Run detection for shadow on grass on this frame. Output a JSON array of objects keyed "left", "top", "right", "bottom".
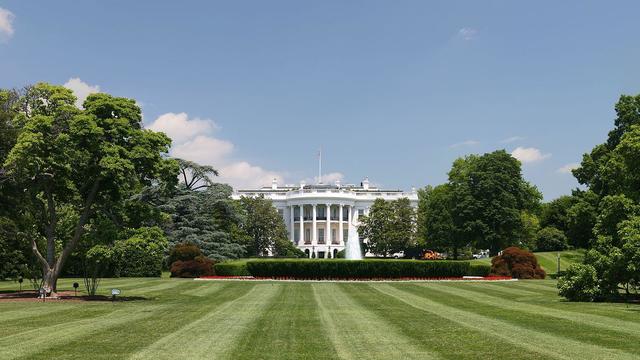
[{"left": 0, "top": 290, "right": 149, "bottom": 302}]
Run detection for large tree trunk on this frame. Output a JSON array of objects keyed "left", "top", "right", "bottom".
[{"left": 32, "top": 180, "right": 100, "bottom": 296}]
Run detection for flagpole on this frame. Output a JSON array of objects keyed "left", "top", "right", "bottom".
[{"left": 318, "top": 147, "right": 322, "bottom": 184}]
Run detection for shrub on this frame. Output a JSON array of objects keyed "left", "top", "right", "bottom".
[
  {"left": 536, "top": 227, "right": 569, "bottom": 252},
  {"left": 214, "top": 260, "right": 251, "bottom": 276},
  {"left": 490, "top": 247, "right": 545, "bottom": 279},
  {"left": 557, "top": 263, "right": 600, "bottom": 301},
  {"left": 335, "top": 249, "right": 346, "bottom": 259},
  {"left": 168, "top": 243, "right": 204, "bottom": 266},
  {"left": 171, "top": 256, "right": 214, "bottom": 278},
  {"left": 468, "top": 263, "right": 491, "bottom": 277},
  {"left": 245, "top": 259, "right": 474, "bottom": 278},
  {"left": 112, "top": 227, "right": 167, "bottom": 277}
]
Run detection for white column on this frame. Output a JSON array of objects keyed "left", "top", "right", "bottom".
[
  {"left": 339, "top": 204, "right": 344, "bottom": 246},
  {"left": 326, "top": 204, "right": 331, "bottom": 245},
  {"left": 290, "top": 206, "right": 295, "bottom": 243},
  {"left": 312, "top": 204, "right": 317, "bottom": 245},
  {"left": 347, "top": 205, "right": 352, "bottom": 244},
  {"left": 299, "top": 205, "right": 304, "bottom": 244}
]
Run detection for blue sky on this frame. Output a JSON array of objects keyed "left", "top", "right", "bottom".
[{"left": 1, "top": 1, "right": 639, "bottom": 199}]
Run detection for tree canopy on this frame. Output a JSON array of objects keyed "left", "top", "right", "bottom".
[{"left": 1, "top": 83, "right": 178, "bottom": 293}]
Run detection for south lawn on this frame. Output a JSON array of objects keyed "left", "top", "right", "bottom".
[{"left": 1, "top": 277, "right": 639, "bottom": 359}]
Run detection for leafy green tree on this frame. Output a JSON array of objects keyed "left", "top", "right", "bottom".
[
  {"left": 448, "top": 151, "right": 542, "bottom": 256},
  {"left": 535, "top": 226, "right": 569, "bottom": 252},
  {"left": 516, "top": 211, "right": 541, "bottom": 251},
  {"left": 238, "top": 195, "right": 289, "bottom": 257},
  {"left": 565, "top": 190, "right": 598, "bottom": 248},
  {"left": 560, "top": 94, "right": 640, "bottom": 301},
  {"left": 540, "top": 195, "right": 575, "bottom": 234},
  {"left": 420, "top": 184, "right": 465, "bottom": 258},
  {"left": 359, "top": 198, "right": 417, "bottom": 257},
  {"left": 2, "top": 83, "right": 177, "bottom": 294}
]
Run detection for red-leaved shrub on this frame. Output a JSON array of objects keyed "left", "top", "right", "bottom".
[
  {"left": 170, "top": 256, "right": 215, "bottom": 278},
  {"left": 490, "top": 247, "right": 545, "bottom": 279}
]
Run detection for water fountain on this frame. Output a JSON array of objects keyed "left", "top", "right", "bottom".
[{"left": 345, "top": 211, "right": 363, "bottom": 260}]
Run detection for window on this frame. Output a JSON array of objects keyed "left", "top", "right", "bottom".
[
  {"left": 358, "top": 209, "right": 364, "bottom": 216},
  {"left": 294, "top": 207, "right": 300, "bottom": 218},
  {"left": 343, "top": 229, "right": 348, "bottom": 242},
  {"left": 318, "top": 229, "right": 325, "bottom": 244},
  {"left": 332, "top": 229, "right": 337, "bottom": 244},
  {"left": 294, "top": 228, "right": 299, "bottom": 243},
  {"left": 317, "top": 206, "right": 326, "bottom": 220},
  {"left": 305, "top": 229, "right": 311, "bottom": 244}
]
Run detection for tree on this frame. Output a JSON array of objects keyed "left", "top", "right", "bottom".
[
  {"left": 164, "top": 183, "right": 247, "bottom": 260},
  {"left": 359, "top": 198, "right": 417, "bottom": 257},
  {"left": 448, "top": 151, "right": 542, "bottom": 256},
  {"left": 238, "top": 195, "right": 289, "bottom": 257},
  {"left": 2, "top": 83, "right": 177, "bottom": 295},
  {"left": 420, "top": 184, "right": 467, "bottom": 259},
  {"left": 559, "top": 94, "right": 640, "bottom": 301},
  {"left": 535, "top": 226, "right": 569, "bottom": 252},
  {"left": 176, "top": 158, "right": 218, "bottom": 191}
]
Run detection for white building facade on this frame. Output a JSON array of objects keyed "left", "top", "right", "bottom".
[{"left": 232, "top": 178, "right": 419, "bottom": 258}]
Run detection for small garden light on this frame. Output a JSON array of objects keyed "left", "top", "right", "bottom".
[{"left": 111, "top": 288, "right": 121, "bottom": 301}]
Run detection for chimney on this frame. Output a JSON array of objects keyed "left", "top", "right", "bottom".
[
  {"left": 335, "top": 179, "right": 341, "bottom": 188},
  {"left": 362, "top": 177, "right": 370, "bottom": 190},
  {"left": 271, "top": 178, "right": 278, "bottom": 190}
]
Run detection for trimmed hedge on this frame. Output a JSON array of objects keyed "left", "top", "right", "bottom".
[
  {"left": 214, "top": 261, "right": 250, "bottom": 276},
  {"left": 245, "top": 259, "right": 474, "bottom": 278},
  {"left": 468, "top": 263, "right": 491, "bottom": 277}
]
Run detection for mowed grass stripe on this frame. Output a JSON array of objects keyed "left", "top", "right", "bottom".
[
  {"left": 477, "top": 282, "right": 542, "bottom": 296},
  {"left": 373, "top": 284, "right": 638, "bottom": 360},
  {"left": 181, "top": 282, "right": 226, "bottom": 297},
  {"left": 230, "top": 283, "right": 336, "bottom": 359},
  {"left": 130, "top": 283, "right": 280, "bottom": 360},
  {"left": 312, "top": 284, "right": 437, "bottom": 360},
  {"left": 506, "top": 281, "right": 561, "bottom": 293},
  {"left": 0, "top": 304, "right": 76, "bottom": 323},
  {"left": 425, "top": 283, "right": 640, "bottom": 338},
  {"left": 443, "top": 281, "right": 640, "bottom": 323},
  {"left": 0, "top": 306, "right": 164, "bottom": 360},
  {"left": 24, "top": 282, "right": 239, "bottom": 360},
  {"left": 340, "top": 284, "right": 534, "bottom": 359}
]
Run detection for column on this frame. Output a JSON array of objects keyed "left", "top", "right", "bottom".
[
  {"left": 347, "top": 205, "right": 352, "bottom": 243},
  {"left": 299, "top": 204, "right": 304, "bottom": 244},
  {"left": 290, "top": 206, "right": 295, "bottom": 243},
  {"left": 312, "top": 204, "right": 317, "bottom": 245},
  {"left": 326, "top": 203, "right": 331, "bottom": 245},
  {"left": 339, "top": 204, "right": 344, "bottom": 246}
]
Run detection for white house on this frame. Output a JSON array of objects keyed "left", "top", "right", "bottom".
[{"left": 232, "top": 178, "right": 419, "bottom": 258}]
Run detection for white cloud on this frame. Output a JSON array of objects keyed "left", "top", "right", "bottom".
[
  {"left": 511, "top": 147, "right": 551, "bottom": 163},
  {"left": 500, "top": 136, "right": 524, "bottom": 144},
  {"left": 63, "top": 78, "right": 101, "bottom": 108},
  {"left": 147, "top": 112, "right": 217, "bottom": 144},
  {"left": 449, "top": 140, "right": 479, "bottom": 148},
  {"left": 146, "top": 112, "right": 285, "bottom": 189},
  {"left": 0, "top": 7, "right": 15, "bottom": 42},
  {"left": 458, "top": 27, "right": 478, "bottom": 41},
  {"left": 557, "top": 163, "right": 580, "bottom": 174}
]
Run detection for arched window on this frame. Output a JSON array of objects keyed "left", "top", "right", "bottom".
[
  {"left": 333, "top": 249, "right": 338, "bottom": 258},
  {"left": 304, "top": 249, "right": 310, "bottom": 258}
]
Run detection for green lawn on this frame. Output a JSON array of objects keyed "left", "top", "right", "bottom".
[
  {"left": 1, "top": 277, "right": 639, "bottom": 359},
  {"left": 471, "top": 249, "right": 585, "bottom": 276}
]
